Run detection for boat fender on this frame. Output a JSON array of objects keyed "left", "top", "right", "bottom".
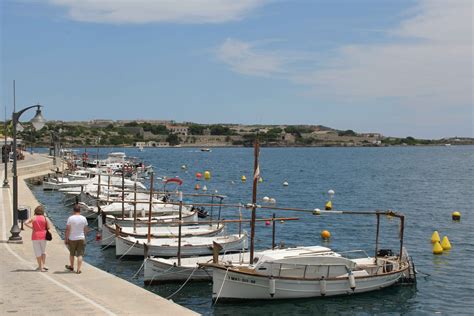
[
  {"left": 269, "top": 277, "right": 276, "bottom": 297},
  {"left": 129, "top": 210, "right": 133, "bottom": 218},
  {"left": 141, "top": 209, "right": 146, "bottom": 217},
  {"left": 320, "top": 277, "right": 327, "bottom": 296},
  {"left": 348, "top": 271, "right": 356, "bottom": 291}
]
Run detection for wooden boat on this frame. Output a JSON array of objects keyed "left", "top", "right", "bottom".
[
  {"left": 143, "top": 246, "right": 333, "bottom": 283},
  {"left": 101, "top": 222, "right": 224, "bottom": 246},
  {"left": 144, "top": 252, "right": 250, "bottom": 283},
  {"left": 200, "top": 139, "right": 416, "bottom": 301},
  {"left": 115, "top": 233, "right": 247, "bottom": 258},
  {"left": 100, "top": 212, "right": 199, "bottom": 227},
  {"left": 204, "top": 247, "right": 413, "bottom": 300}
]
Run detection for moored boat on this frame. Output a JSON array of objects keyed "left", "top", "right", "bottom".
[
  {"left": 204, "top": 247, "right": 413, "bottom": 300},
  {"left": 101, "top": 222, "right": 225, "bottom": 246},
  {"left": 115, "top": 233, "right": 247, "bottom": 258}
]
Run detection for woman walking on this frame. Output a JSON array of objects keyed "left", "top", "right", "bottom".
[{"left": 24, "top": 205, "right": 51, "bottom": 272}]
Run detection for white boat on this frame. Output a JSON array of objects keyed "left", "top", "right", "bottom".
[
  {"left": 115, "top": 233, "right": 247, "bottom": 258},
  {"left": 101, "top": 222, "right": 224, "bottom": 246},
  {"left": 205, "top": 247, "right": 413, "bottom": 300},
  {"left": 45, "top": 175, "right": 146, "bottom": 191},
  {"left": 144, "top": 251, "right": 250, "bottom": 283},
  {"left": 101, "top": 212, "right": 199, "bottom": 227},
  {"left": 97, "top": 200, "right": 193, "bottom": 217},
  {"left": 143, "top": 246, "right": 332, "bottom": 283}
]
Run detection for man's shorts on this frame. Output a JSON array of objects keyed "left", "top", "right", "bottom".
[{"left": 68, "top": 239, "right": 85, "bottom": 257}]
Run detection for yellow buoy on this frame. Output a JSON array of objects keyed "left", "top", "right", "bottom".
[
  {"left": 452, "top": 211, "right": 461, "bottom": 221},
  {"left": 204, "top": 171, "right": 211, "bottom": 180},
  {"left": 441, "top": 236, "right": 452, "bottom": 250},
  {"left": 433, "top": 241, "right": 443, "bottom": 254},
  {"left": 241, "top": 175, "right": 246, "bottom": 182},
  {"left": 325, "top": 201, "right": 332, "bottom": 210},
  {"left": 431, "top": 231, "right": 440, "bottom": 243},
  {"left": 259, "top": 177, "right": 263, "bottom": 183},
  {"left": 321, "top": 230, "right": 331, "bottom": 240}
]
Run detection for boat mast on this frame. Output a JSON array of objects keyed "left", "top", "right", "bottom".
[
  {"left": 147, "top": 172, "right": 154, "bottom": 243},
  {"left": 250, "top": 138, "right": 260, "bottom": 264}
]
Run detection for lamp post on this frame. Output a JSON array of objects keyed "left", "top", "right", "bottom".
[
  {"left": 3, "top": 113, "right": 9, "bottom": 188},
  {"left": 50, "top": 128, "right": 62, "bottom": 165},
  {"left": 8, "top": 104, "right": 46, "bottom": 242}
]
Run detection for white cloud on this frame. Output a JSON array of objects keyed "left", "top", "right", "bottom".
[
  {"left": 216, "top": 39, "right": 287, "bottom": 77},
  {"left": 217, "top": 0, "right": 473, "bottom": 109},
  {"left": 48, "top": 0, "right": 267, "bottom": 24}
]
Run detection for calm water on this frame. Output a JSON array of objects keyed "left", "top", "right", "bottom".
[{"left": 30, "top": 146, "right": 474, "bottom": 315}]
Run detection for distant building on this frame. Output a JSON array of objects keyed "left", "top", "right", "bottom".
[
  {"left": 167, "top": 125, "right": 188, "bottom": 136},
  {"left": 281, "top": 133, "right": 296, "bottom": 144},
  {"left": 359, "top": 133, "right": 383, "bottom": 138},
  {"left": 89, "top": 120, "right": 114, "bottom": 128}
]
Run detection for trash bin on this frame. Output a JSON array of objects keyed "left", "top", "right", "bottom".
[
  {"left": 18, "top": 207, "right": 30, "bottom": 230},
  {"left": 18, "top": 207, "right": 30, "bottom": 221}
]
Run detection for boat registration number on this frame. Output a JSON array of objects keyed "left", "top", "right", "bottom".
[{"left": 228, "top": 276, "right": 256, "bottom": 284}]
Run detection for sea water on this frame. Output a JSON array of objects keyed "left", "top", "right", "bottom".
[{"left": 30, "top": 146, "right": 474, "bottom": 315}]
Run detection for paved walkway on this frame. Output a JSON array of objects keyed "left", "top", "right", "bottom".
[{"left": 0, "top": 153, "right": 198, "bottom": 315}]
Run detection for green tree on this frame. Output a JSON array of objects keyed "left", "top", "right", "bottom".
[
  {"left": 210, "top": 125, "right": 233, "bottom": 135},
  {"left": 166, "top": 133, "right": 180, "bottom": 146},
  {"left": 338, "top": 130, "right": 357, "bottom": 137},
  {"left": 188, "top": 124, "right": 206, "bottom": 135},
  {"left": 124, "top": 121, "right": 138, "bottom": 127}
]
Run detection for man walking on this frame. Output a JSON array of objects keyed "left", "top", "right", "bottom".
[{"left": 65, "top": 205, "right": 89, "bottom": 274}]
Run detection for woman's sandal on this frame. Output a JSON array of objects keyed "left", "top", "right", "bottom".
[
  {"left": 76, "top": 270, "right": 82, "bottom": 274},
  {"left": 65, "top": 265, "right": 74, "bottom": 271}
]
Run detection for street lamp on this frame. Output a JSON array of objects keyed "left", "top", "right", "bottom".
[
  {"left": 8, "top": 104, "right": 46, "bottom": 243},
  {"left": 50, "top": 128, "right": 62, "bottom": 165},
  {"left": 3, "top": 116, "right": 9, "bottom": 188}
]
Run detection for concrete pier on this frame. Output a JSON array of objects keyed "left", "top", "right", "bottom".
[{"left": 0, "top": 153, "right": 198, "bottom": 315}]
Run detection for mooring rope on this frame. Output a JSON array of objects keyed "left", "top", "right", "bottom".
[
  {"left": 100, "top": 234, "right": 116, "bottom": 250},
  {"left": 166, "top": 267, "right": 198, "bottom": 299},
  {"left": 213, "top": 267, "right": 230, "bottom": 305},
  {"left": 132, "top": 260, "right": 146, "bottom": 279},
  {"left": 118, "top": 242, "right": 138, "bottom": 260}
]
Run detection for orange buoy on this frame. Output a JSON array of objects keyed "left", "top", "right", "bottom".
[
  {"left": 321, "top": 230, "right": 331, "bottom": 240},
  {"left": 194, "top": 183, "right": 200, "bottom": 190}
]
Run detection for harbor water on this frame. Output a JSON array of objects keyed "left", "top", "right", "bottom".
[{"left": 30, "top": 146, "right": 474, "bottom": 315}]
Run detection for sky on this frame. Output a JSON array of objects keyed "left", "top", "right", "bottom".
[{"left": 0, "top": 0, "right": 472, "bottom": 139}]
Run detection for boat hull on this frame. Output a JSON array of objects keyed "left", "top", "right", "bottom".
[
  {"left": 143, "top": 258, "right": 213, "bottom": 283},
  {"left": 101, "top": 222, "right": 224, "bottom": 247},
  {"left": 143, "top": 252, "right": 251, "bottom": 283},
  {"left": 211, "top": 267, "right": 405, "bottom": 300},
  {"left": 115, "top": 234, "right": 247, "bottom": 258}
]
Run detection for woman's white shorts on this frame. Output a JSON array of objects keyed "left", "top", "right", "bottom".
[{"left": 32, "top": 240, "right": 47, "bottom": 257}]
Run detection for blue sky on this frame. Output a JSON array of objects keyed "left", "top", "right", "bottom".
[{"left": 1, "top": 0, "right": 472, "bottom": 138}]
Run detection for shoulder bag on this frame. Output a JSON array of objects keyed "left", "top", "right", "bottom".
[{"left": 44, "top": 215, "right": 53, "bottom": 241}]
